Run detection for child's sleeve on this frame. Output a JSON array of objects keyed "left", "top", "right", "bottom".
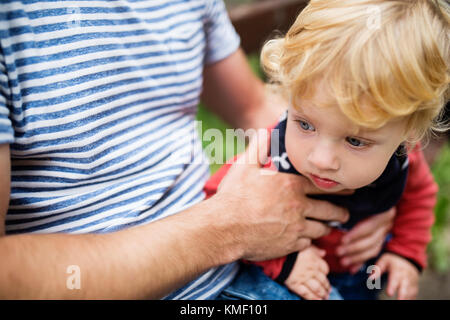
[
  {"left": 248, "top": 253, "right": 297, "bottom": 283},
  {"left": 203, "top": 160, "right": 234, "bottom": 200},
  {"left": 384, "top": 144, "right": 438, "bottom": 271}
]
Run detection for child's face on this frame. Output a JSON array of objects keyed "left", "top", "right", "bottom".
[{"left": 285, "top": 93, "right": 407, "bottom": 193}]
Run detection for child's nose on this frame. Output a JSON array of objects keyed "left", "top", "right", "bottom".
[{"left": 307, "top": 145, "right": 340, "bottom": 171}]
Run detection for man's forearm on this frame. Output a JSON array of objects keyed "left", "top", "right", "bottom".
[
  {"left": 0, "top": 197, "right": 240, "bottom": 299},
  {"left": 240, "top": 83, "right": 288, "bottom": 130}
]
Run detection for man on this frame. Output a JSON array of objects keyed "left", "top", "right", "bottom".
[{"left": 0, "top": 0, "right": 391, "bottom": 299}]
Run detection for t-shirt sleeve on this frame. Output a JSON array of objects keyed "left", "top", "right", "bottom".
[
  {"left": 203, "top": 0, "right": 241, "bottom": 65},
  {"left": 0, "top": 53, "right": 14, "bottom": 145}
]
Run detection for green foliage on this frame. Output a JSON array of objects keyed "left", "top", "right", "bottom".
[
  {"left": 196, "top": 53, "right": 262, "bottom": 174},
  {"left": 196, "top": 103, "right": 240, "bottom": 174},
  {"left": 429, "top": 143, "right": 450, "bottom": 272},
  {"left": 247, "top": 54, "right": 264, "bottom": 80}
]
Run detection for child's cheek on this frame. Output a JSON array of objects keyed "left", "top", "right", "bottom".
[{"left": 343, "top": 158, "right": 387, "bottom": 189}]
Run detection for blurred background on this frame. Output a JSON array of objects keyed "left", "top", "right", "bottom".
[{"left": 196, "top": 0, "right": 450, "bottom": 299}]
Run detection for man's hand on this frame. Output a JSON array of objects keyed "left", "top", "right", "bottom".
[
  {"left": 336, "top": 207, "right": 395, "bottom": 273},
  {"left": 214, "top": 130, "right": 349, "bottom": 261},
  {"left": 369, "top": 253, "right": 419, "bottom": 300},
  {"left": 285, "top": 246, "right": 331, "bottom": 300}
]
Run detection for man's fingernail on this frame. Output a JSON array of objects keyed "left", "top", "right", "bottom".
[
  {"left": 336, "top": 247, "right": 345, "bottom": 256},
  {"left": 341, "top": 258, "right": 349, "bottom": 266}
]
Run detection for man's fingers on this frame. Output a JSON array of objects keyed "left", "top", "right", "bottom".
[
  {"left": 304, "top": 198, "right": 349, "bottom": 224},
  {"left": 295, "top": 238, "right": 312, "bottom": 252},
  {"left": 301, "top": 219, "right": 331, "bottom": 239}
]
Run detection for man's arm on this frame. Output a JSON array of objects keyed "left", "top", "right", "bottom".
[
  {"left": 201, "top": 48, "right": 286, "bottom": 131},
  {"left": 0, "top": 137, "right": 348, "bottom": 299},
  {"left": 0, "top": 199, "right": 231, "bottom": 299},
  {"left": 0, "top": 141, "right": 233, "bottom": 299},
  {"left": 0, "top": 144, "right": 10, "bottom": 236}
]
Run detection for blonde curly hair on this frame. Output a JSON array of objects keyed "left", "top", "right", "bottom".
[{"left": 261, "top": 0, "right": 449, "bottom": 142}]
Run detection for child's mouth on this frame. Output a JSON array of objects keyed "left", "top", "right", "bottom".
[{"left": 309, "top": 174, "right": 339, "bottom": 189}]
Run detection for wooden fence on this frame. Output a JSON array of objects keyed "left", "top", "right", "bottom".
[{"left": 228, "top": 0, "right": 308, "bottom": 54}]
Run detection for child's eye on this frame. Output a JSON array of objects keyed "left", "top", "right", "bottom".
[
  {"left": 346, "top": 137, "right": 368, "bottom": 147},
  {"left": 297, "top": 120, "right": 315, "bottom": 131}
]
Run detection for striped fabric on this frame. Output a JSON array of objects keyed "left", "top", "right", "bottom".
[{"left": 0, "top": 0, "right": 240, "bottom": 299}]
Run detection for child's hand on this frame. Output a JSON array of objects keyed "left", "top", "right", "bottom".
[
  {"left": 336, "top": 207, "right": 395, "bottom": 274},
  {"left": 284, "top": 246, "right": 331, "bottom": 300},
  {"left": 370, "top": 253, "right": 419, "bottom": 300}
]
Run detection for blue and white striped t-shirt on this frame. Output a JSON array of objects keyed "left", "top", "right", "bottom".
[{"left": 0, "top": 0, "right": 240, "bottom": 299}]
